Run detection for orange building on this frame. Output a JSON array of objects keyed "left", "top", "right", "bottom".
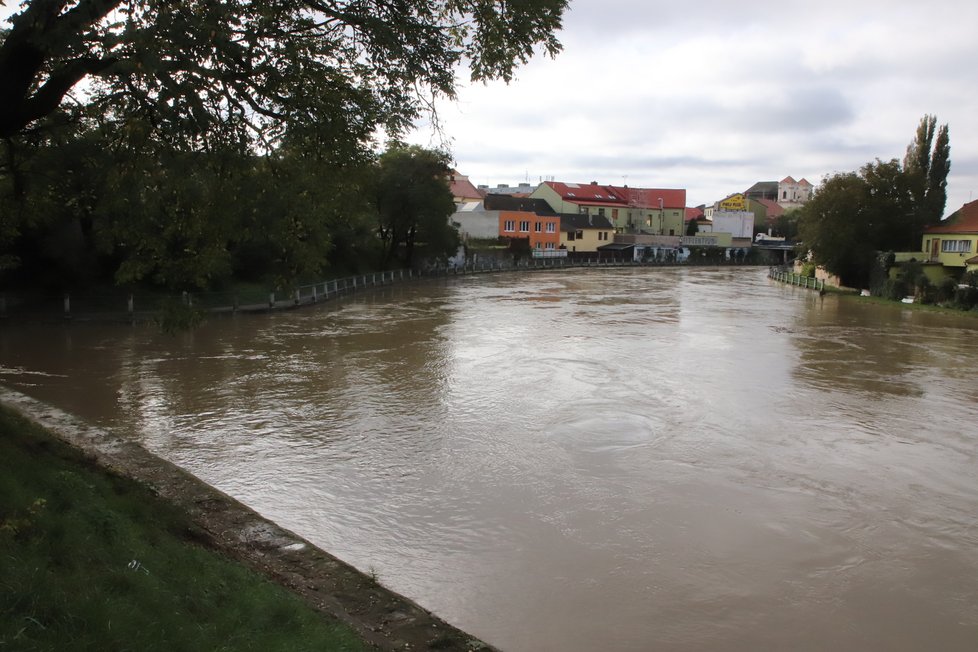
[{"left": 485, "top": 195, "right": 562, "bottom": 253}]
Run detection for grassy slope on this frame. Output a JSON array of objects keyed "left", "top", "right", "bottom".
[{"left": 0, "top": 407, "right": 368, "bottom": 652}]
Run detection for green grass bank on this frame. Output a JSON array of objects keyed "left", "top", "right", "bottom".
[{"left": 0, "top": 406, "right": 368, "bottom": 651}]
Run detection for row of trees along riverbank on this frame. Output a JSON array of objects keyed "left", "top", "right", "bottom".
[
  {"left": 796, "top": 115, "right": 951, "bottom": 290},
  {"left": 0, "top": 0, "right": 569, "bottom": 297}
]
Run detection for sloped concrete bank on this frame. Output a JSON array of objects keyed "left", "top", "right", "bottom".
[{"left": 0, "top": 388, "right": 494, "bottom": 651}]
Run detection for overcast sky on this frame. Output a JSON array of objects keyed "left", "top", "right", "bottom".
[{"left": 408, "top": 0, "right": 978, "bottom": 216}]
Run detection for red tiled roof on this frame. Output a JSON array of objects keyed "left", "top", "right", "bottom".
[
  {"left": 924, "top": 200, "right": 978, "bottom": 234},
  {"left": 798, "top": 178, "right": 813, "bottom": 186},
  {"left": 684, "top": 207, "right": 704, "bottom": 222},
  {"left": 449, "top": 170, "right": 485, "bottom": 201},
  {"left": 606, "top": 185, "right": 686, "bottom": 210},
  {"left": 544, "top": 181, "right": 626, "bottom": 203},
  {"left": 754, "top": 198, "right": 784, "bottom": 219},
  {"left": 781, "top": 176, "right": 797, "bottom": 184},
  {"left": 544, "top": 181, "right": 686, "bottom": 209}
]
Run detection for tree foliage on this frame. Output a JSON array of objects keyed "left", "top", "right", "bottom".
[
  {"left": 373, "top": 145, "right": 458, "bottom": 269},
  {"left": 0, "top": 0, "right": 567, "bottom": 145},
  {"left": 0, "top": 0, "right": 567, "bottom": 292},
  {"left": 798, "top": 172, "right": 879, "bottom": 287},
  {"left": 903, "top": 114, "right": 951, "bottom": 226},
  {"left": 798, "top": 115, "right": 952, "bottom": 288}
]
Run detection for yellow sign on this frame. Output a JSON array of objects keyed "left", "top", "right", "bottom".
[{"left": 718, "top": 193, "right": 747, "bottom": 211}]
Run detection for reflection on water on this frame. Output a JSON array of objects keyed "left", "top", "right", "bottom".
[{"left": 3, "top": 267, "right": 978, "bottom": 651}]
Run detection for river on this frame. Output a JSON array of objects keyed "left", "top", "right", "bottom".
[{"left": 2, "top": 266, "right": 977, "bottom": 651}]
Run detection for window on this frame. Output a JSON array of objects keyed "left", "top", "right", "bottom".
[
  {"left": 598, "top": 207, "right": 605, "bottom": 217},
  {"left": 545, "top": 242, "right": 555, "bottom": 250},
  {"left": 519, "top": 220, "right": 530, "bottom": 232},
  {"left": 503, "top": 220, "right": 515, "bottom": 232},
  {"left": 612, "top": 209, "right": 619, "bottom": 219},
  {"left": 546, "top": 222, "right": 556, "bottom": 233},
  {"left": 575, "top": 230, "right": 584, "bottom": 240},
  {"left": 535, "top": 242, "right": 541, "bottom": 249},
  {"left": 534, "top": 222, "right": 542, "bottom": 233},
  {"left": 579, "top": 206, "right": 589, "bottom": 215},
  {"left": 942, "top": 239, "right": 973, "bottom": 253},
  {"left": 568, "top": 231, "right": 576, "bottom": 241}
]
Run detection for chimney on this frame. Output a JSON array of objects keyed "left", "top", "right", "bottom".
[{"left": 591, "top": 181, "right": 598, "bottom": 185}]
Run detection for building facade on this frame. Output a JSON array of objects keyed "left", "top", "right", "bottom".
[{"left": 921, "top": 200, "right": 978, "bottom": 270}]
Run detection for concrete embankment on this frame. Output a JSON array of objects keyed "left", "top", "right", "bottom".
[{"left": 0, "top": 388, "right": 493, "bottom": 651}]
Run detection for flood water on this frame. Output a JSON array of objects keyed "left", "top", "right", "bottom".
[{"left": 2, "top": 267, "right": 978, "bottom": 651}]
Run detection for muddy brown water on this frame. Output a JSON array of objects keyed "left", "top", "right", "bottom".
[{"left": 2, "top": 267, "right": 978, "bottom": 651}]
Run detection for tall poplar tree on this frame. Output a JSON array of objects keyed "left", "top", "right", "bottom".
[{"left": 903, "top": 114, "right": 951, "bottom": 225}]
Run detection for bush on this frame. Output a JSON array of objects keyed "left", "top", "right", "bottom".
[
  {"left": 954, "top": 286, "right": 978, "bottom": 310},
  {"left": 936, "top": 277, "right": 958, "bottom": 304},
  {"left": 884, "top": 278, "right": 907, "bottom": 301}
]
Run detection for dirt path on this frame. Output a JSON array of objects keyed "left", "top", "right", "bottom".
[{"left": 0, "top": 388, "right": 494, "bottom": 651}]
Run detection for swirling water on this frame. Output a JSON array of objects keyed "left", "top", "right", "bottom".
[{"left": 3, "top": 267, "right": 978, "bottom": 651}]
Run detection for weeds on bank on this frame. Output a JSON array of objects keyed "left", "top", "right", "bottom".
[{"left": 0, "top": 408, "right": 366, "bottom": 651}]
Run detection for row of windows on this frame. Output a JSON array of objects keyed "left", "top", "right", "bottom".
[
  {"left": 578, "top": 207, "right": 623, "bottom": 219},
  {"left": 534, "top": 242, "right": 557, "bottom": 250},
  {"left": 941, "top": 239, "right": 973, "bottom": 253},
  {"left": 503, "top": 220, "right": 557, "bottom": 233},
  {"left": 567, "top": 230, "right": 611, "bottom": 241}
]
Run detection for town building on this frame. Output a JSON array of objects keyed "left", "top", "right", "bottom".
[
  {"left": 530, "top": 181, "right": 686, "bottom": 236},
  {"left": 921, "top": 199, "right": 978, "bottom": 272},
  {"left": 486, "top": 195, "right": 561, "bottom": 254},
  {"left": 744, "top": 177, "right": 813, "bottom": 207},
  {"left": 448, "top": 170, "right": 485, "bottom": 205},
  {"left": 478, "top": 182, "right": 536, "bottom": 196},
  {"left": 559, "top": 213, "right": 615, "bottom": 253}
]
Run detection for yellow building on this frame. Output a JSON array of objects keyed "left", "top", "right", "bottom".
[
  {"left": 559, "top": 213, "right": 615, "bottom": 253},
  {"left": 921, "top": 199, "right": 978, "bottom": 270}
]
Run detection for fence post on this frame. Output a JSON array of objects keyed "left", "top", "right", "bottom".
[
  {"left": 268, "top": 292, "right": 275, "bottom": 308},
  {"left": 312, "top": 285, "right": 318, "bottom": 302},
  {"left": 64, "top": 293, "right": 70, "bottom": 318},
  {"left": 294, "top": 289, "right": 300, "bottom": 305},
  {"left": 128, "top": 294, "right": 134, "bottom": 319}
]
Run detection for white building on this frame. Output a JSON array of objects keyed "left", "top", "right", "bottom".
[{"left": 709, "top": 211, "right": 754, "bottom": 239}]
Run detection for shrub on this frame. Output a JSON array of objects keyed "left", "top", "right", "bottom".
[
  {"left": 936, "top": 277, "right": 958, "bottom": 304},
  {"left": 955, "top": 286, "right": 978, "bottom": 310}
]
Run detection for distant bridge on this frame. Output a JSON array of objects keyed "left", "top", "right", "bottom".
[{"left": 752, "top": 240, "right": 798, "bottom": 264}]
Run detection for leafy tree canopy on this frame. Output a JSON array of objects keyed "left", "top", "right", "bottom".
[
  {"left": 0, "top": 0, "right": 567, "bottom": 292},
  {"left": 373, "top": 145, "right": 458, "bottom": 269},
  {"left": 798, "top": 115, "right": 951, "bottom": 288},
  {"left": 0, "top": 0, "right": 567, "bottom": 146}
]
